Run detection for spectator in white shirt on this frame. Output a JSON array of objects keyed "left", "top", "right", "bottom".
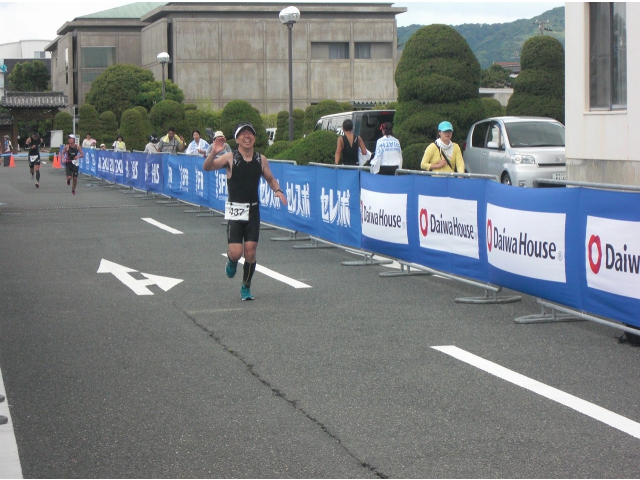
[{"left": 185, "top": 130, "right": 209, "bottom": 157}]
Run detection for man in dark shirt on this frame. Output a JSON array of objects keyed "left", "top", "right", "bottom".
[{"left": 203, "top": 122, "right": 287, "bottom": 301}]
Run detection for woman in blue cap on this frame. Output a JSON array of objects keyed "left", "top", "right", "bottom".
[{"left": 420, "top": 121, "right": 465, "bottom": 173}]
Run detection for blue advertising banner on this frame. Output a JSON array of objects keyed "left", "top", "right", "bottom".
[
  {"left": 144, "top": 154, "right": 164, "bottom": 194},
  {"left": 123, "top": 152, "right": 145, "bottom": 190},
  {"left": 205, "top": 167, "right": 227, "bottom": 212},
  {"left": 315, "top": 167, "right": 361, "bottom": 249},
  {"left": 579, "top": 188, "right": 640, "bottom": 329},
  {"left": 259, "top": 161, "right": 287, "bottom": 226},
  {"left": 95, "top": 150, "right": 121, "bottom": 184},
  {"left": 414, "top": 176, "right": 488, "bottom": 282},
  {"left": 163, "top": 154, "right": 194, "bottom": 202},
  {"left": 282, "top": 165, "right": 316, "bottom": 235},
  {"left": 484, "top": 181, "right": 581, "bottom": 308},
  {"left": 359, "top": 172, "right": 414, "bottom": 262}
]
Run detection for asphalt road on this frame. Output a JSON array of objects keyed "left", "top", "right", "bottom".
[{"left": 0, "top": 161, "right": 638, "bottom": 478}]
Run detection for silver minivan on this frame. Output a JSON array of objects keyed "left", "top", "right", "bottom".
[{"left": 463, "top": 116, "right": 566, "bottom": 186}]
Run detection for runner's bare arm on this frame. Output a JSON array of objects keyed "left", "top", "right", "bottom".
[{"left": 203, "top": 149, "right": 231, "bottom": 172}]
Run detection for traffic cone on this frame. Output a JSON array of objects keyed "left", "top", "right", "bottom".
[
  {"left": 8, "top": 154, "right": 15, "bottom": 167},
  {"left": 52, "top": 153, "right": 61, "bottom": 169}
]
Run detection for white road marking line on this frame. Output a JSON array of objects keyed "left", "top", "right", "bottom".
[
  {"left": 223, "top": 254, "right": 311, "bottom": 289},
  {"left": 141, "top": 218, "right": 184, "bottom": 234},
  {"left": 433, "top": 345, "right": 640, "bottom": 440},
  {"left": 0, "top": 367, "right": 23, "bottom": 479}
]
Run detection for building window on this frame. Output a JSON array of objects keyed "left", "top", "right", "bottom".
[
  {"left": 33, "top": 51, "right": 46, "bottom": 59},
  {"left": 311, "top": 42, "right": 349, "bottom": 59},
  {"left": 81, "top": 47, "right": 116, "bottom": 69},
  {"left": 81, "top": 71, "right": 105, "bottom": 83},
  {"left": 65, "top": 47, "right": 69, "bottom": 85},
  {"left": 589, "top": 2, "right": 626, "bottom": 110},
  {"left": 355, "top": 43, "right": 371, "bottom": 59}
]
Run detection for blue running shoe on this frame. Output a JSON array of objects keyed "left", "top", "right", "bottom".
[
  {"left": 240, "top": 285, "right": 254, "bottom": 301},
  {"left": 225, "top": 258, "right": 238, "bottom": 278}
]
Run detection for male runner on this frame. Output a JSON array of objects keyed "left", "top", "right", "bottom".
[
  {"left": 62, "top": 134, "right": 84, "bottom": 195},
  {"left": 203, "top": 122, "right": 287, "bottom": 301},
  {"left": 25, "top": 131, "right": 42, "bottom": 187}
]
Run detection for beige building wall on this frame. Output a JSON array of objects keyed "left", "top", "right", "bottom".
[{"left": 565, "top": 2, "right": 640, "bottom": 185}]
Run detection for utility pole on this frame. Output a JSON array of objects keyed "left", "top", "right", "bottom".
[{"left": 534, "top": 19, "right": 552, "bottom": 35}]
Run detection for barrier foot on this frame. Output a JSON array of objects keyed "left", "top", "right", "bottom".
[
  {"left": 184, "top": 205, "right": 204, "bottom": 213},
  {"left": 341, "top": 252, "right": 393, "bottom": 266},
  {"left": 156, "top": 196, "right": 179, "bottom": 205},
  {"left": 270, "top": 231, "right": 311, "bottom": 242},
  {"left": 119, "top": 187, "right": 137, "bottom": 194},
  {"left": 135, "top": 192, "right": 158, "bottom": 199},
  {"left": 379, "top": 263, "right": 432, "bottom": 277},
  {"left": 515, "top": 300, "right": 584, "bottom": 324},
  {"left": 196, "top": 209, "right": 223, "bottom": 217},
  {"left": 455, "top": 286, "right": 521, "bottom": 305},
  {"left": 293, "top": 237, "right": 337, "bottom": 249}
]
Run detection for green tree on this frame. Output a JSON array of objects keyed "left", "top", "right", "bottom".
[
  {"left": 219, "top": 100, "right": 267, "bottom": 151},
  {"left": 77, "top": 104, "right": 101, "bottom": 142},
  {"left": 480, "top": 64, "right": 513, "bottom": 88},
  {"left": 394, "top": 24, "right": 485, "bottom": 146},
  {"left": 85, "top": 64, "right": 155, "bottom": 121},
  {"left": 53, "top": 111, "right": 73, "bottom": 140},
  {"left": 506, "top": 35, "right": 565, "bottom": 123},
  {"left": 149, "top": 100, "right": 188, "bottom": 138},
  {"left": 312, "top": 100, "right": 342, "bottom": 126},
  {"left": 133, "top": 106, "right": 154, "bottom": 140},
  {"left": 293, "top": 108, "right": 305, "bottom": 140},
  {"left": 99, "top": 111, "right": 118, "bottom": 145},
  {"left": 8, "top": 61, "right": 50, "bottom": 91},
  {"left": 119, "top": 108, "right": 146, "bottom": 151},
  {"left": 271, "top": 130, "right": 336, "bottom": 165}
]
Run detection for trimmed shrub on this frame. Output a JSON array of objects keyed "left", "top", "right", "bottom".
[
  {"left": 77, "top": 104, "right": 101, "bottom": 142},
  {"left": 272, "top": 130, "right": 336, "bottom": 165},
  {"left": 481, "top": 98, "right": 505, "bottom": 118},
  {"left": 312, "top": 100, "right": 342, "bottom": 125},
  {"left": 149, "top": 100, "right": 188, "bottom": 138},
  {"left": 402, "top": 143, "right": 428, "bottom": 171},
  {"left": 98, "top": 111, "right": 118, "bottom": 145},
  {"left": 303, "top": 104, "right": 316, "bottom": 134},
  {"left": 219, "top": 100, "right": 268, "bottom": 151},
  {"left": 133, "top": 106, "right": 153, "bottom": 140},
  {"left": 394, "top": 25, "right": 484, "bottom": 148},
  {"left": 119, "top": 108, "right": 146, "bottom": 151},
  {"left": 507, "top": 35, "right": 564, "bottom": 123},
  {"left": 274, "top": 110, "right": 289, "bottom": 142},
  {"left": 53, "top": 111, "right": 73, "bottom": 140},
  {"left": 265, "top": 140, "right": 294, "bottom": 159}
]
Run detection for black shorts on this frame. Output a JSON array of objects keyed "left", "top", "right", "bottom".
[
  {"left": 28, "top": 155, "right": 40, "bottom": 167},
  {"left": 65, "top": 162, "right": 79, "bottom": 177},
  {"left": 227, "top": 205, "right": 260, "bottom": 244}
]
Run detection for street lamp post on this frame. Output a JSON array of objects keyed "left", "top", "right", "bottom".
[
  {"left": 157, "top": 52, "right": 170, "bottom": 101},
  {"left": 279, "top": 6, "right": 300, "bottom": 142}
]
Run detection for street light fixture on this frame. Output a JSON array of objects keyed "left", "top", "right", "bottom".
[
  {"left": 157, "top": 52, "right": 170, "bottom": 101},
  {"left": 279, "top": 6, "right": 300, "bottom": 142}
]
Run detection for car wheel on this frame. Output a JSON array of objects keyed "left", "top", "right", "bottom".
[{"left": 501, "top": 173, "right": 512, "bottom": 185}]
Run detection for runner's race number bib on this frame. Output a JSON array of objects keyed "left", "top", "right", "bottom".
[
  {"left": 225, "top": 202, "right": 250, "bottom": 221},
  {"left": 29, "top": 155, "right": 38, "bottom": 162}
]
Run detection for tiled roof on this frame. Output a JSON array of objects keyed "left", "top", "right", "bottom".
[
  {"left": 1, "top": 91, "right": 69, "bottom": 109},
  {"left": 78, "top": 2, "right": 166, "bottom": 19},
  {"left": 0, "top": 112, "right": 13, "bottom": 126}
]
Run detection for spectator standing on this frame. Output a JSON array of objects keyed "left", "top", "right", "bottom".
[
  {"left": 144, "top": 133, "right": 159, "bottom": 154},
  {"left": 25, "top": 131, "right": 42, "bottom": 187},
  {"left": 185, "top": 130, "right": 210, "bottom": 157},
  {"left": 335, "top": 119, "right": 366, "bottom": 166},
  {"left": 420, "top": 121, "right": 465, "bottom": 173},
  {"left": 3, "top": 135, "right": 13, "bottom": 166},
  {"left": 112, "top": 135, "right": 126, "bottom": 152},
  {"left": 82, "top": 133, "right": 96, "bottom": 149},
  {"left": 100, "top": 144, "right": 106, "bottom": 151},
  {"left": 206, "top": 131, "right": 232, "bottom": 159},
  {"left": 371, "top": 122, "right": 402, "bottom": 175},
  {"left": 156, "top": 127, "right": 185, "bottom": 155}
]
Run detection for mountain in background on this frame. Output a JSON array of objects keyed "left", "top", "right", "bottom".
[{"left": 397, "top": 6, "right": 565, "bottom": 69}]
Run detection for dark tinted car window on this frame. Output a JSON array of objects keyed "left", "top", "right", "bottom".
[{"left": 472, "top": 122, "right": 489, "bottom": 147}]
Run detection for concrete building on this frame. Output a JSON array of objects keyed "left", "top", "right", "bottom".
[
  {"left": 565, "top": 2, "right": 638, "bottom": 185},
  {"left": 0, "top": 40, "right": 52, "bottom": 98},
  {"left": 45, "top": 2, "right": 406, "bottom": 115}
]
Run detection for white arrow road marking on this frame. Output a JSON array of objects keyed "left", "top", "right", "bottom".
[
  {"left": 223, "top": 255, "right": 311, "bottom": 289},
  {"left": 0, "top": 367, "right": 23, "bottom": 479},
  {"left": 141, "top": 217, "right": 184, "bottom": 234},
  {"left": 98, "top": 259, "right": 183, "bottom": 295},
  {"left": 433, "top": 345, "right": 640, "bottom": 440}
]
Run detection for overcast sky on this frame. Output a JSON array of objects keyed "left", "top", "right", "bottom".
[{"left": 0, "top": 1, "right": 564, "bottom": 45}]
